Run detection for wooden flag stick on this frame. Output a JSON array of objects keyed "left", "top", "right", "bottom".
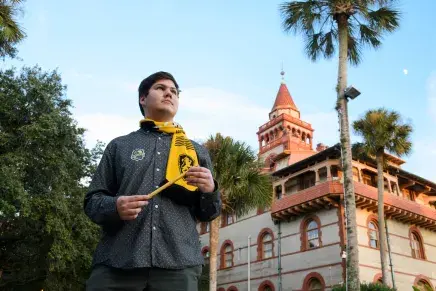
[{"left": 147, "top": 171, "right": 188, "bottom": 199}]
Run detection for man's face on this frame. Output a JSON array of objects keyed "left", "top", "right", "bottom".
[{"left": 140, "top": 79, "right": 179, "bottom": 121}]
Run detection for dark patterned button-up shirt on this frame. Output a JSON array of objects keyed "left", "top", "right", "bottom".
[{"left": 84, "top": 124, "right": 221, "bottom": 269}]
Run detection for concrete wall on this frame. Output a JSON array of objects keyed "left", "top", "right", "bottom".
[{"left": 356, "top": 208, "right": 436, "bottom": 290}]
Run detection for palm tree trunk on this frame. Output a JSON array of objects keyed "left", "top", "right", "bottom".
[
  {"left": 376, "top": 150, "right": 389, "bottom": 285},
  {"left": 336, "top": 14, "right": 360, "bottom": 291},
  {"left": 209, "top": 216, "right": 220, "bottom": 291}
]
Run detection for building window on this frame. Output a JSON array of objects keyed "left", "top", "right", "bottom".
[
  {"left": 275, "top": 185, "right": 282, "bottom": 200},
  {"left": 373, "top": 273, "right": 383, "bottom": 284},
  {"left": 415, "top": 280, "right": 432, "bottom": 291},
  {"left": 306, "top": 220, "right": 320, "bottom": 249},
  {"left": 318, "top": 167, "right": 327, "bottom": 182},
  {"left": 384, "top": 178, "right": 390, "bottom": 192},
  {"left": 257, "top": 229, "right": 274, "bottom": 260},
  {"left": 410, "top": 229, "right": 425, "bottom": 259},
  {"left": 352, "top": 167, "right": 360, "bottom": 182},
  {"left": 403, "top": 189, "right": 415, "bottom": 201},
  {"left": 308, "top": 278, "right": 323, "bottom": 290},
  {"left": 220, "top": 240, "right": 234, "bottom": 268},
  {"left": 367, "top": 217, "right": 379, "bottom": 249},
  {"left": 258, "top": 280, "right": 275, "bottom": 291},
  {"left": 201, "top": 246, "right": 210, "bottom": 263},
  {"left": 262, "top": 233, "right": 273, "bottom": 258},
  {"left": 221, "top": 213, "right": 235, "bottom": 227},
  {"left": 303, "top": 273, "right": 325, "bottom": 291},
  {"left": 301, "top": 216, "right": 322, "bottom": 251},
  {"left": 391, "top": 182, "right": 399, "bottom": 195},
  {"left": 414, "top": 277, "right": 433, "bottom": 291},
  {"left": 285, "top": 178, "right": 298, "bottom": 194}
]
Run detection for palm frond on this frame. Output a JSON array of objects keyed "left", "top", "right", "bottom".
[
  {"left": 353, "top": 108, "right": 413, "bottom": 159},
  {"left": 204, "top": 133, "right": 272, "bottom": 217},
  {"left": 366, "top": 6, "right": 400, "bottom": 32},
  {"left": 0, "top": 0, "right": 25, "bottom": 58},
  {"left": 280, "top": 0, "right": 400, "bottom": 66}
]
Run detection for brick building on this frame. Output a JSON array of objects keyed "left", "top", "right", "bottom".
[{"left": 198, "top": 73, "right": 436, "bottom": 291}]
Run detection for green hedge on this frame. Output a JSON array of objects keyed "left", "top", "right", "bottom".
[{"left": 332, "top": 283, "right": 396, "bottom": 291}]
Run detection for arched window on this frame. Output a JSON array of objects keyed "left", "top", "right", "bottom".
[
  {"left": 306, "top": 220, "right": 320, "bottom": 249},
  {"left": 300, "top": 216, "right": 322, "bottom": 251},
  {"left": 367, "top": 215, "right": 380, "bottom": 249},
  {"left": 303, "top": 273, "right": 325, "bottom": 291},
  {"left": 409, "top": 227, "right": 426, "bottom": 260},
  {"left": 257, "top": 229, "right": 274, "bottom": 260},
  {"left": 201, "top": 246, "right": 210, "bottom": 263},
  {"left": 373, "top": 273, "right": 383, "bottom": 284},
  {"left": 220, "top": 240, "right": 234, "bottom": 268},
  {"left": 416, "top": 280, "right": 432, "bottom": 290},
  {"left": 308, "top": 278, "right": 323, "bottom": 290},
  {"left": 414, "top": 275, "right": 434, "bottom": 291},
  {"left": 258, "top": 280, "right": 275, "bottom": 291}
]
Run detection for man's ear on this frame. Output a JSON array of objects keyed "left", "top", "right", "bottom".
[{"left": 139, "top": 95, "right": 147, "bottom": 106}]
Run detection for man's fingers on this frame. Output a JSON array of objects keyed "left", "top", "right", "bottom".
[
  {"left": 187, "top": 166, "right": 210, "bottom": 173},
  {"left": 128, "top": 195, "right": 150, "bottom": 201},
  {"left": 187, "top": 177, "right": 209, "bottom": 185},
  {"left": 125, "top": 200, "right": 148, "bottom": 209}
]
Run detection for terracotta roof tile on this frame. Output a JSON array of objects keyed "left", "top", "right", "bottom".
[{"left": 272, "top": 83, "right": 298, "bottom": 111}]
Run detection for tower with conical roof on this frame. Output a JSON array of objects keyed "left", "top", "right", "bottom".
[{"left": 257, "top": 70, "right": 316, "bottom": 172}]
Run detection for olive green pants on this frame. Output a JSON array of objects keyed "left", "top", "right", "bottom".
[{"left": 86, "top": 264, "right": 202, "bottom": 291}]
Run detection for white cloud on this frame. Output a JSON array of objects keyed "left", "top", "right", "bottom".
[
  {"left": 76, "top": 87, "right": 270, "bottom": 151},
  {"left": 76, "top": 114, "right": 139, "bottom": 149},
  {"left": 427, "top": 71, "right": 436, "bottom": 122},
  {"left": 403, "top": 69, "right": 408, "bottom": 75}
]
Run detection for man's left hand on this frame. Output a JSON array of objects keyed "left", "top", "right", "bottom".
[{"left": 186, "top": 166, "right": 215, "bottom": 193}]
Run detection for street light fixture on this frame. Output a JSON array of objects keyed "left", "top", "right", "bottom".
[{"left": 344, "top": 85, "right": 361, "bottom": 100}]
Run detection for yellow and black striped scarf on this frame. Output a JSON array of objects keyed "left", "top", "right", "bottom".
[{"left": 140, "top": 118, "right": 198, "bottom": 191}]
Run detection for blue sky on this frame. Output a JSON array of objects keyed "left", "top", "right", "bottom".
[{"left": 7, "top": 0, "right": 436, "bottom": 181}]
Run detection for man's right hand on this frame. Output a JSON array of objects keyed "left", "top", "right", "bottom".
[{"left": 116, "top": 195, "right": 150, "bottom": 220}]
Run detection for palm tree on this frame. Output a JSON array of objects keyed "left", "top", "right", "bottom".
[
  {"left": 353, "top": 108, "right": 412, "bottom": 285},
  {"left": 204, "top": 133, "right": 272, "bottom": 291},
  {"left": 280, "top": 1, "right": 400, "bottom": 289},
  {"left": 0, "top": 0, "right": 26, "bottom": 59}
]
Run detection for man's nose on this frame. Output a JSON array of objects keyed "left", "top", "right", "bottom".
[{"left": 164, "top": 88, "right": 174, "bottom": 98}]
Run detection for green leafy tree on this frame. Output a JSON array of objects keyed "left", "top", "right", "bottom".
[
  {"left": 353, "top": 108, "right": 412, "bottom": 285},
  {"left": 333, "top": 282, "right": 396, "bottom": 291},
  {"left": 0, "top": 0, "right": 26, "bottom": 59},
  {"left": 204, "top": 133, "right": 272, "bottom": 291},
  {"left": 0, "top": 66, "right": 101, "bottom": 290},
  {"left": 280, "top": 1, "right": 401, "bottom": 290}
]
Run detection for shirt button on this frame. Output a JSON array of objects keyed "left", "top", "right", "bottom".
[
  {"left": 158, "top": 137, "right": 161, "bottom": 140},
  {"left": 153, "top": 226, "right": 156, "bottom": 230},
  {"left": 155, "top": 185, "right": 159, "bottom": 189},
  {"left": 157, "top": 152, "right": 160, "bottom": 155},
  {"left": 156, "top": 168, "right": 160, "bottom": 172},
  {"left": 155, "top": 205, "right": 159, "bottom": 209}
]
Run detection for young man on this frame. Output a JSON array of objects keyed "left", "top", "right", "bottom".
[{"left": 84, "top": 71, "right": 221, "bottom": 291}]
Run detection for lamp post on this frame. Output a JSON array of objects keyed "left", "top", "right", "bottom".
[{"left": 247, "top": 235, "right": 251, "bottom": 291}]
